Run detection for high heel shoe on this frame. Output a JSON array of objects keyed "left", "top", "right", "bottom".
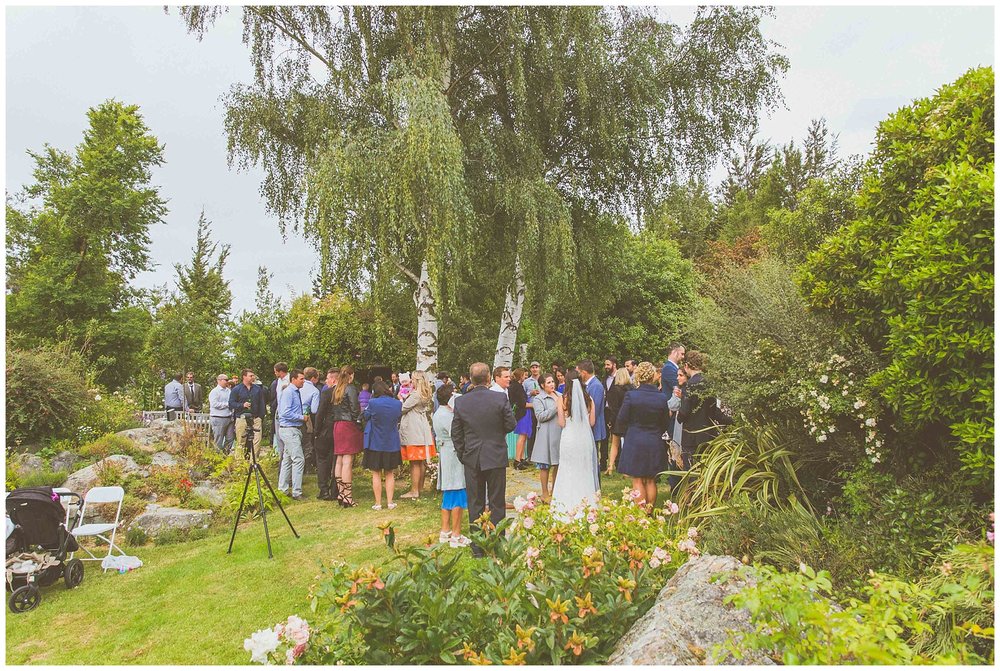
[
  {"left": 337, "top": 481, "right": 356, "bottom": 508},
  {"left": 333, "top": 477, "right": 344, "bottom": 504}
]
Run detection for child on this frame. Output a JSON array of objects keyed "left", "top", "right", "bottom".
[
  {"left": 397, "top": 372, "right": 412, "bottom": 400},
  {"left": 432, "top": 384, "right": 469, "bottom": 547},
  {"left": 358, "top": 382, "right": 372, "bottom": 412}
]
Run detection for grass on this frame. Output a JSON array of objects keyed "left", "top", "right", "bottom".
[{"left": 5, "top": 462, "right": 648, "bottom": 664}]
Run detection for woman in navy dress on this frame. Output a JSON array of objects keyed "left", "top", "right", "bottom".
[{"left": 613, "top": 361, "right": 670, "bottom": 509}]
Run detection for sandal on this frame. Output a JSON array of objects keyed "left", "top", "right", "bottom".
[
  {"left": 387, "top": 502, "right": 397, "bottom": 509},
  {"left": 372, "top": 504, "right": 383, "bottom": 510},
  {"left": 333, "top": 477, "right": 344, "bottom": 504},
  {"left": 399, "top": 491, "right": 419, "bottom": 499},
  {"left": 338, "top": 481, "right": 357, "bottom": 508}
]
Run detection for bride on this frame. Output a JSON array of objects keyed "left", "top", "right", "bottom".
[{"left": 550, "top": 370, "right": 600, "bottom": 519}]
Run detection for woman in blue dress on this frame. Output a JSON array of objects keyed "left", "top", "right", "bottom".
[{"left": 613, "top": 362, "right": 670, "bottom": 509}]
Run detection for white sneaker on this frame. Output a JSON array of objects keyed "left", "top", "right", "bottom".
[
  {"left": 438, "top": 531, "right": 452, "bottom": 543},
  {"left": 449, "top": 534, "right": 472, "bottom": 548}
]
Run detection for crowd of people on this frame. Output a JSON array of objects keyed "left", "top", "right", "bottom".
[{"left": 166, "top": 343, "right": 732, "bottom": 554}]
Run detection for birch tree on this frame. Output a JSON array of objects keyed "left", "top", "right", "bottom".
[{"left": 179, "top": 6, "right": 787, "bottom": 370}]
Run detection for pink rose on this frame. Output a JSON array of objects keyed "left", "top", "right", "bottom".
[{"left": 522, "top": 516, "right": 535, "bottom": 529}]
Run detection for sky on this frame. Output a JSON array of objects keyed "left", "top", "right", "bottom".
[{"left": 5, "top": 5, "right": 995, "bottom": 314}]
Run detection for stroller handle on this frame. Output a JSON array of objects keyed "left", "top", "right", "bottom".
[{"left": 54, "top": 491, "right": 83, "bottom": 506}]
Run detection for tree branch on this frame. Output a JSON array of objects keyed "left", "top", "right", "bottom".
[
  {"left": 251, "top": 7, "right": 335, "bottom": 74},
  {"left": 393, "top": 260, "right": 420, "bottom": 285}
]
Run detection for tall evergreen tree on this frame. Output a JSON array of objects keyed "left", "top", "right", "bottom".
[{"left": 174, "top": 210, "right": 233, "bottom": 318}]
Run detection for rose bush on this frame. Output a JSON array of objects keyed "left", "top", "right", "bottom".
[{"left": 254, "top": 491, "right": 698, "bottom": 665}]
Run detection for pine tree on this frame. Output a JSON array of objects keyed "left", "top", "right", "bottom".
[{"left": 174, "top": 210, "right": 233, "bottom": 319}]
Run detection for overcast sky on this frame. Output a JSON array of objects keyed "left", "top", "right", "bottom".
[{"left": 5, "top": 5, "right": 994, "bottom": 314}]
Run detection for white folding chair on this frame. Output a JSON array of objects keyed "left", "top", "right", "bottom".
[{"left": 70, "top": 486, "right": 126, "bottom": 571}]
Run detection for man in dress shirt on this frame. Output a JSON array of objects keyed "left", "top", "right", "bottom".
[
  {"left": 183, "top": 371, "right": 204, "bottom": 413},
  {"left": 163, "top": 373, "right": 187, "bottom": 418},
  {"left": 300, "top": 367, "right": 322, "bottom": 471},
  {"left": 230, "top": 368, "right": 266, "bottom": 457},
  {"left": 208, "top": 374, "right": 234, "bottom": 453},
  {"left": 277, "top": 369, "right": 307, "bottom": 499},
  {"left": 390, "top": 372, "right": 401, "bottom": 398},
  {"left": 489, "top": 366, "right": 511, "bottom": 396},
  {"left": 660, "top": 344, "right": 685, "bottom": 396},
  {"left": 269, "top": 362, "right": 290, "bottom": 461},
  {"left": 578, "top": 359, "right": 606, "bottom": 484},
  {"left": 624, "top": 359, "right": 637, "bottom": 384}
]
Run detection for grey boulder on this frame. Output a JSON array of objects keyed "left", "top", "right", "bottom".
[
  {"left": 132, "top": 505, "right": 212, "bottom": 536},
  {"left": 151, "top": 451, "right": 180, "bottom": 468},
  {"left": 50, "top": 450, "right": 81, "bottom": 474},
  {"left": 607, "top": 554, "right": 771, "bottom": 665},
  {"left": 61, "top": 454, "right": 141, "bottom": 494}
]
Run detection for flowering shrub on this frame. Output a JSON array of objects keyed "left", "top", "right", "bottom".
[
  {"left": 795, "top": 353, "right": 886, "bottom": 463},
  {"left": 85, "top": 389, "right": 142, "bottom": 437},
  {"left": 292, "top": 491, "right": 697, "bottom": 665},
  {"left": 244, "top": 615, "right": 313, "bottom": 664},
  {"left": 720, "top": 540, "right": 995, "bottom": 664}
]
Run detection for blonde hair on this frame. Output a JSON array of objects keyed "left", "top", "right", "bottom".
[
  {"left": 613, "top": 367, "right": 632, "bottom": 387},
  {"left": 334, "top": 365, "right": 355, "bottom": 405},
  {"left": 410, "top": 370, "right": 433, "bottom": 404},
  {"left": 634, "top": 361, "right": 657, "bottom": 385}
]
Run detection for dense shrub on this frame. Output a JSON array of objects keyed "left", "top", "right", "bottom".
[
  {"left": 799, "top": 67, "right": 994, "bottom": 483},
  {"left": 79, "top": 433, "right": 151, "bottom": 464},
  {"left": 289, "top": 492, "right": 699, "bottom": 665},
  {"left": 720, "top": 542, "right": 994, "bottom": 664},
  {"left": 701, "top": 463, "right": 983, "bottom": 590},
  {"left": 6, "top": 344, "right": 91, "bottom": 445},
  {"left": 85, "top": 391, "right": 141, "bottom": 436},
  {"left": 17, "top": 470, "right": 69, "bottom": 488}
]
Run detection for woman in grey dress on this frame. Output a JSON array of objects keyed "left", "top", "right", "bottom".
[
  {"left": 531, "top": 373, "right": 562, "bottom": 502},
  {"left": 432, "top": 384, "right": 470, "bottom": 548}
]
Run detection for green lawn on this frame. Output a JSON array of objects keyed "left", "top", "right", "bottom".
[{"left": 5, "top": 464, "right": 643, "bottom": 664}]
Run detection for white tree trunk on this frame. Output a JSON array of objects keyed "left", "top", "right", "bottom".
[
  {"left": 413, "top": 260, "right": 438, "bottom": 372},
  {"left": 493, "top": 259, "right": 525, "bottom": 368}
]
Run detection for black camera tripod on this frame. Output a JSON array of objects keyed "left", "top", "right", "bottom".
[{"left": 227, "top": 417, "right": 299, "bottom": 558}]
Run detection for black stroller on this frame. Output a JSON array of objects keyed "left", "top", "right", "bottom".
[{"left": 5, "top": 486, "right": 84, "bottom": 613}]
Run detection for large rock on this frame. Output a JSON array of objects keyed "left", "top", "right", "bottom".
[
  {"left": 116, "top": 419, "right": 190, "bottom": 454},
  {"left": 608, "top": 554, "right": 771, "bottom": 665},
  {"left": 132, "top": 504, "right": 212, "bottom": 536},
  {"left": 13, "top": 453, "right": 45, "bottom": 477},
  {"left": 151, "top": 451, "right": 180, "bottom": 468},
  {"left": 191, "top": 481, "right": 224, "bottom": 507},
  {"left": 61, "top": 454, "right": 142, "bottom": 494},
  {"left": 49, "top": 450, "right": 81, "bottom": 474}
]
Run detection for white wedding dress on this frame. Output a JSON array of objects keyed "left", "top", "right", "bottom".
[{"left": 550, "top": 381, "right": 600, "bottom": 520}]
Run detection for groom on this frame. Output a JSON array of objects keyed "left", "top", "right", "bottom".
[
  {"left": 577, "top": 360, "right": 605, "bottom": 491},
  {"left": 452, "top": 362, "right": 516, "bottom": 557}
]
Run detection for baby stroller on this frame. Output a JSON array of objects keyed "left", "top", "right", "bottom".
[{"left": 5, "top": 486, "right": 84, "bottom": 613}]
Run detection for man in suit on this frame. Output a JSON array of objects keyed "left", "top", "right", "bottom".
[
  {"left": 183, "top": 371, "right": 204, "bottom": 413},
  {"left": 452, "top": 362, "right": 516, "bottom": 558},
  {"left": 661, "top": 343, "right": 685, "bottom": 436},
  {"left": 577, "top": 359, "right": 605, "bottom": 488},
  {"left": 390, "top": 372, "right": 401, "bottom": 398},
  {"left": 676, "top": 350, "right": 732, "bottom": 473}
]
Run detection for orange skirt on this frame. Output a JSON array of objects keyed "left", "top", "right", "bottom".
[{"left": 400, "top": 444, "right": 437, "bottom": 461}]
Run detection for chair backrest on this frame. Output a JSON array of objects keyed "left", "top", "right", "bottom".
[{"left": 84, "top": 487, "right": 124, "bottom": 505}]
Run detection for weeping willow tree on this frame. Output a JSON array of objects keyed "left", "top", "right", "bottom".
[{"left": 178, "top": 6, "right": 787, "bottom": 370}]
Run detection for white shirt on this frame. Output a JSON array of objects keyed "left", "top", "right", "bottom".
[
  {"left": 489, "top": 381, "right": 509, "bottom": 398},
  {"left": 208, "top": 384, "right": 232, "bottom": 418}
]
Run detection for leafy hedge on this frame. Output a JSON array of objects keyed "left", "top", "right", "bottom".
[
  {"left": 6, "top": 344, "right": 91, "bottom": 445},
  {"left": 799, "top": 67, "right": 995, "bottom": 483}
]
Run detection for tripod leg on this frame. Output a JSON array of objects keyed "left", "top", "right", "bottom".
[
  {"left": 257, "top": 464, "right": 300, "bottom": 539},
  {"left": 228, "top": 460, "right": 255, "bottom": 554},
  {"left": 252, "top": 465, "right": 274, "bottom": 559}
]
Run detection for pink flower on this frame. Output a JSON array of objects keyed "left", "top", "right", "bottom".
[
  {"left": 677, "top": 539, "right": 700, "bottom": 556},
  {"left": 652, "top": 547, "right": 669, "bottom": 561},
  {"left": 648, "top": 557, "right": 661, "bottom": 569},
  {"left": 586, "top": 511, "right": 597, "bottom": 524},
  {"left": 589, "top": 523, "right": 599, "bottom": 534},
  {"left": 513, "top": 496, "right": 528, "bottom": 513},
  {"left": 687, "top": 527, "right": 699, "bottom": 540},
  {"left": 668, "top": 502, "right": 679, "bottom": 515},
  {"left": 522, "top": 516, "right": 535, "bottom": 530},
  {"left": 628, "top": 489, "right": 643, "bottom": 501},
  {"left": 988, "top": 531, "right": 995, "bottom": 544},
  {"left": 525, "top": 546, "right": 540, "bottom": 568},
  {"left": 285, "top": 648, "right": 295, "bottom": 665}
]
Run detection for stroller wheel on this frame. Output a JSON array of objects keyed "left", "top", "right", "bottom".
[
  {"left": 64, "top": 559, "right": 84, "bottom": 589},
  {"left": 9, "top": 584, "right": 41, "bottom": 613}
]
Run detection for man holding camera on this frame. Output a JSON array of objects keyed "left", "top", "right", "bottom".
[
  {"left": 230, "top": 368, "right": 266, "bottom": 458},
  {"left": 277, "top": 369, "right": 308, "bottom": 500}
]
